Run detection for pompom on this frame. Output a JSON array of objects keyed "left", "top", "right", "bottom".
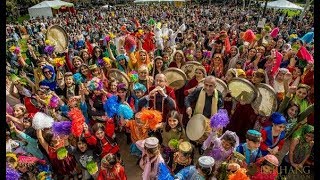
[
  {"left": 124, "top": 35, "right": 137, "bottom": 53},
  {"left": 128, "top": 71, "right": 139, "bottom": 83},
  {"left": 73, "top": 73, "right": 84, "bottom": 85},
  {"left": 104, "top": 95, "right": 120, "bottom": 117},
  {"left": 68, "top": 108, "right": 85, "bottom": 137},
  {"left": 178, "top": 23, "right": 186, "bottom": 32},
  {"left": 53, "top": 57, "right": 65, "bottom": 67},
  {"left": 263, "top": 25, "right": 271, "bottom": 32},
  {"left": 140, "top": 108, "right": 162, "bottom": 131},
  {"left": 103, "top": 57, "right": 111, "bottom": 65},
  {"left": 57, "top": 147, "right": 68, "bottom": 160},
  {"left": 270, "top": 27, "right": 279, "bottom": 39},
  {"left": 148, "top": 18, "right": 156, "bottom": 25},
  {"left": 242, "top": 29, "right": 256, "bottom": 43},
  {"left": 87, "top": 77, "right": 103, "bottom": 91},
  {"left": 18, "top": 155, "right": 45, "bottom": 165},
  {"left": 49, "top": 95, "right": 59, "bottom": 108},
  {"left": 97, "top": 58, "right": 105, "bottom": 67},
  {"left": 118, "top": 104, "right": 134, "bottom": 119},
  {"left": 52, "top": 121, "right": 72, "bottom": 136},
  {"left": 44, "top": 46, "right": 55, "bottom": 55},
  {"left": 109, "top": 32, "right": 116, "bottom": 39},
  {"left": 158, "top": 163, "right": 174, "bottom": 180},
  {"left": 133, "top": 83, "right": 147, "bottom": 93},
  {"left": 104, "top": 35, "right": 111, "bottom": 43},
  {"left": 210, "top": 109, "right": 230, "bottom": 129},
  {"left": 32, "top": 112, "right": 54, "bottom": 130},
  {"left": 228, "top": 168, "right": 250, "bottom": 180},
  {"left": 86, "top": 161, "right": 99, "bottom": 175},
  {"left": 168, "top": 139, "right": 179, "bottom": 150},
  {"left": 45, "top": 40, "right": 52, "bottom": 45},
  {"left": 6, "top": 167, "right": 21, "bottom": 180},
  {"left": 9, "top": 46, "right": 16, "bottom": 52},
  {"left": 203, "top": 50, "right": 211, "bottom": 58},
  {"left": 301, "top": 32, "right": 314, "bottom": 44},
  {"left": 14, "top": 47, "right": 21, "bottom": 54}
]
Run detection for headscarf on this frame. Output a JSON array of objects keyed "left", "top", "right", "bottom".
[
  {"left": 228, "top": 46, "right": 240, "bottom": 69},
  {"left": 41, "top": 65, "right": 56, "bottom": 83}
]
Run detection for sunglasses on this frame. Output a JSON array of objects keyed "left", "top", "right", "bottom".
[{"left": 44, "top": 71, "right": 51, "bottom": 74}]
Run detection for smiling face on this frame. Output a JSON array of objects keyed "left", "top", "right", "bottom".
[
  {"left": 174, "top": 52, "right": 183, "bottom": 63},
  {"left": 168, "top": 117, "right": 179, "bottom": 129},
  {"left": 287, "top": 105, "right": 299, "bottom": 118},
  {"left": 65, "top": 76, "right": 74, "bottom": 87},
  {"left": 43, "top": 68, "right": 53, "bottom": 79},
  {"left": 134, "top": 90, "right": 144, "bottom": 98},
  {"left": 262, "top": 164, "right": 273, "bottom": 174},
  {"left": 73, "top": 59, "right": 82, "bottom": 68},
  {"left": 292, "top": 67, "right": 302, "bottom": 78},
  {"left": 13, "top": 107, "right": 24, "bottom": 118},
  {"left": 272, "top": 124, "right": 286, "bottom": 134},
  {"left": 110, "top": 82, "right": 118, "bottom": 93},
  {"left": 117, "top": 89, "right": 127, "bottom": 100},
  {"left": 295, "top": 87, "right": 308, "bottom": 100},
  {"left": 140, "top": 52, "right": 147, "bottom": 62},
  {"left": 80, "top": 66, "right": 89, "bottom": 76},
  {"left": 95, "top": 130, "right": 105, "bottom": 140},
  {"left": 139, "top": 69, "right": 148, "bottom": 80},
  {"left": 230, "top": 47, "right": 237, "bottom": 56}
]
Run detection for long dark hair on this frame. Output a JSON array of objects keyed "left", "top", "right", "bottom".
[
  {"left": 165, "top": 110, "right": 184, "bottom": 132},
  {"left": 283, "top": 101, "right": 300, "bottom": 120}
]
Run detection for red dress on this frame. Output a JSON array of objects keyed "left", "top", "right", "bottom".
[
  {"left": 84, "top": 128, "right": 119, "bottom": 158},
  {"left": 48, "top": 146, "right": 78, "bottom": 176},
  {"left": 97, "top": 163, "right": 127, "bottom": 180},
  {"left": 225, "top": 103, "right": 258, "bottom": 143},
  {"left": 142, "top": 32, "right": 155, "bottom": 52}
]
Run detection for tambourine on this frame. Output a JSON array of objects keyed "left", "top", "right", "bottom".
[
  {"left": 107, "top": 68, "right": 130, "bottom": 88},
  {"left": 251, "top": 83, "right": 277, "bottom": 116},
  {"left": 228, "top": 77, "right": 257, "bottom": 104},
  {"left": 215, "top": 78, "right": 228, "bottom": 97},
  {"left": 186, "top": 114, "right": 211, "bottom": 143},
  {"left": 46, "top": 25, "right": 68, "bottom": 53},
  {"left": 163, "top": 68, "right": 187, "bottom": 90},
  {"left": 181, "top": 61, "right": 203, "bottom": 80}
]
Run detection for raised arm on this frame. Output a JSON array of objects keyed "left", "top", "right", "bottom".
[{"left": 36, "top": 129, "right": 49, "bottom": 154}]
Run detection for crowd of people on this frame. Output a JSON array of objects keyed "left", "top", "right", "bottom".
[{"left": 6, "top": 2, "right": 314, "bottom": 180}]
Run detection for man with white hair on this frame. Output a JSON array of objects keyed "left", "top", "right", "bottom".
[{"left": 138, "top": 73, "right": 177, "bottom": 122}]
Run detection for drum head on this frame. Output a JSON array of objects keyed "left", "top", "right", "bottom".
[
  {"left": 186, "top": 114, "right": 206, "bottom": 141},
  {"left": 108, "top": 69, "right": 130, "bottom": 88},
  {"left": 181, "top": 61, "right": 203, "bottom": 80},
  {"left": 228, "top": 77, "right": 257, "bottom": 104},
  {"left": 163, "top": 68, "right": 187, "bottom": 90},
  {"left": 215, "top": 78, "right": 228, "bottom": 97},
  {"left": 46, "top": 25, "right": 68, "bottom": 53},
  {"left": 251, "top": 83, "right": 278, "bottom": 116}
]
